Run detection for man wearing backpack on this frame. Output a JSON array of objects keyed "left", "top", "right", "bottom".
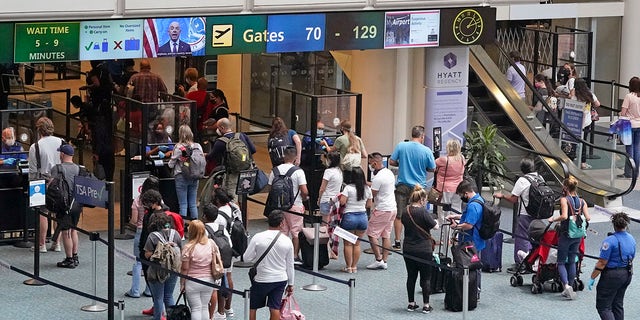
[
  {"left": 207, "top": 118, "right": 256, "bottom": 200},
  {"left": 446, "top": 179, "right": 486, "bottom": 294},
  {"left": 51, "top": 144, "right": 84, "bottom": 268},
  {"left": 268, "top": 146, "right": 308, "bottom": 263},
  {"left": 495, "top": 158, "right": 546, "bottom": 270}
]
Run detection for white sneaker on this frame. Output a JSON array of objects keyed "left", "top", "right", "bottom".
[
  {"left": 366, "top": 259, "right": 388, "bottom": 270},
  {"left": 31, "top": 245, "right": 47, "bottom": 253},
  {"left": 212, "top": 312, "right": 227, "bottom": 320},
  {"left": 224, "top": 308, "right": 234, "bottom": 318},
  {"left": 561, "top": 285, "right": 577, "bottom": 300},
  {"left": 50, "top": 242, "right": 62, "bottom": 252}
]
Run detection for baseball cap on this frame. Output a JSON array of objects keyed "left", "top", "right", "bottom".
[{"left": 58, "top": 144, "right": 74, "bottom": 156}]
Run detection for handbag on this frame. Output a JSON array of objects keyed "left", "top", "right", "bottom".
[
  {"left": 210, "top": 240, "right": 225, "bottom": 280},
  {"left": 166, "top": 291, "right": 190, "bottom": 320},
  {"left": 406, "top": 206, "right": 436, "bottom": 251},
  {"left": 251, "top": 167, "right": 269, "bottom": 195},
  {"left": 248, "top": 232, "right": 281, "bottom": 282},
  {"left": 280, "top": 295, "right": 306, "bottom": 320},
  {"left": 302, "top": 226, "right": 330, "bottom": 245},
  {"left": 451, "top": 237, "right": 482, "bottom": 270},
  {"left": 428, "top": 157, "right": 448, "bottom": 204}
]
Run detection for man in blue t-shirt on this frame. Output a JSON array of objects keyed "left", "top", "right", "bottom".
[
  {"left": 389, "top": 125, "right": 435, "bottom": 249},
  {"left": 446, "top": 179, "right": 486, "bottom": 295}
]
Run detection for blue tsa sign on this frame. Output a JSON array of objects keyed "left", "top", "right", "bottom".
[
  {"left": 266, "top": 14, "right": 325, "bottom": 53},
  {"left": 560, "top": 99, "right": 585, "bottom": 143},
  {"left": 74, "top": 175, "right": 108, "bottom": 208}
]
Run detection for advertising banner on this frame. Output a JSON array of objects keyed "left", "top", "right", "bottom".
[{"left": 424, "top": 87, "right": 468, "bottom": 153}]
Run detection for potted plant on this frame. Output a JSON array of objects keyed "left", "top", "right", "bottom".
[{"left": 463, "top": 121, "right": 509, "bottom": 193}]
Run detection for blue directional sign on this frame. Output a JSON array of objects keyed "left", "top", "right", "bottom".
[
  {"left": 74, "top": 175, "right": 108, "bottom": 208},
  {"left": 266, "top": 14, "right": 325, "bottom": 53}
]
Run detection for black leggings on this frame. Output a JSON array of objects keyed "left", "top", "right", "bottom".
[{"left": 404, "top": 255, "right": 432, "bottom": 304}]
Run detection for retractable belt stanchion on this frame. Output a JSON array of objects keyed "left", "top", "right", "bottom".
[
  {"left": 244, "top": 289, "right": 251, "bottom": 320},
  {"left": 303, "top": 215, "right": 327, "bottom": 291},
  {"left": 462, "top": 267, "right": 469, "bottom": 320},
  {"left": 24, "top": 207, "right": 45, "bottom": 286},
  {"left": 118, "top": 300, "right": 125, "bottom": 320},
  {"left": 348, "top": 278, "right": 355, "bottom": 320},
  {"left": 82, "top": 232, "right": 107, "bottom": 312},
  {"left": 107, "top": 181, "right": 116, "bottom": 320},
  {"left": 234, "top": 181, "right": 251, "bottom": 268}
]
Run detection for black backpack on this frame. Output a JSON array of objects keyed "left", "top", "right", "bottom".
[
  {"left": 219, "top": 206, "right": 248, "bottom": 258},
  {"left": 266, "top": 166, "right": 300, "bottom": 212},
  {"left": 522, "top": 174, "right": 556, "bottom": 219},
  {"left": 46, "top": 164, "right": 72, "bottom": 214},
  {"left": 472, "top": 199, "right": 502, "bottom": 240},
  {"left": 204, "top": 224, "right": 233, "bottom": 268},
  {"left": 267, "top": 133, "right": 293, "bottom": 166}
]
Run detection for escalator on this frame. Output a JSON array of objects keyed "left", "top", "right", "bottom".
[{"left": 467, "top": 44, "right": 635, "bottom": 205}]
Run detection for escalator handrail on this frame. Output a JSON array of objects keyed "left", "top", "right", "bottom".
[
  {"left": 480, "top": 42, "right": 637, "bottom": 198},
  {"left": 468, "top": 95, "right": 570, "bottom": 185}
]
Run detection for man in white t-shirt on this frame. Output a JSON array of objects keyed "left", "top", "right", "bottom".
[
  {"left": 268, "top": 146, "right": 308, "bottom": 262},
  {"left": 28, "top": 117, "right": 64, "bottom": 253},
  {"left": 494, "top": 158, "right": 539, "bottom": 270},
  {"left": 243, "top": 210, "right": 295, "bottom": 320},
  {"left": 366, "top": 153, "right": 397, "bottom": 270},
  {"left": 506, "top": 50, "right": 527, "bottom": 99}
]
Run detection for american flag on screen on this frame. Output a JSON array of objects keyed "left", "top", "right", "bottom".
[{"left": 143, "top": 18, "right": 159, "bottom": 58}]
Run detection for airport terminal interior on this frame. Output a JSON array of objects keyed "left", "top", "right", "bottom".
[{"left": 1, "top": 0, "right": 639, "bottom": 319}]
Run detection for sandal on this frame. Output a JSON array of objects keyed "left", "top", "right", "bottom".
[
  {"left": 351, "top": 267, "right": 357, "bottom": 273},
  {"left": 340, "top": 267, "right": 352, "bottom": 273}
]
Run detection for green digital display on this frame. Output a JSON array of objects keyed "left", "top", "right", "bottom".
[
  {"left": 14, "top": 22, "right": 80, "bottom": 63},
  {"left": 205, "top": 15, "right": 268, "bottom": 55},
  {"left": 325, "top": 12, "right": 384, "bottom": 50}
]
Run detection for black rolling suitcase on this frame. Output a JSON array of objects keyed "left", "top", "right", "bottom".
[
  {"left": 430, "top": 223, "right": 452, "bottom": 294},
  {"left": 444, "top": 269, "right": 478, "bottom": 312},
  {"left": 298, "top": 228, "right": 329, "bottom": 270},
  {"left": 481, "top": 231, "right": 503, "bottom": 272}
]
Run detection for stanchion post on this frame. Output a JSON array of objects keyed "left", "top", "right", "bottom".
[
  {"left": 348, "top": 278, "right": 355, "bottom": 320},
  {"left": 24, "top": 207, "right": 45, "bottom": 286},
  {"left": 107, "top": 181, "right": 115, "bottom": 320},
  {"left": 81, "top": 232, "right": 107, "bottom": 312},
  {"left": 244, "top": 289, "right": 251, "bottom": 320},
  {"left": 234, "top": 193, "right": 252, "bottom": 268},
  {"left": 303, "top": 221, "right": 327, "bottom": 291},
  {"left": 462, "top": 267, "right": 469, "bottom": 320},
  {"left": 115, "top": 170, "right": 133, "bottom": 240},
  {"left": 118, "top": 300, "right": 125, "bottom": 320}
]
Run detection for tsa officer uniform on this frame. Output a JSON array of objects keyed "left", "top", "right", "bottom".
[{"left": 594, "top": 231, "right": 636, "bottom": 319}]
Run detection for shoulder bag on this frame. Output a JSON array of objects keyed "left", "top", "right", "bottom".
[
  {"left": 248, "top": 232, "right": 281, "bottom": 282},
  {"left": 209, "top": 239, "right": 225, "bottom": 280},
  {"left": 428, "top": 157, "right": 448, "bottom": 204},
  {"left": 166, "top": 290, "right": 191, "bottom": 320},
  {"left": 406, "top": 206, "right": 436, "bottom": 251}
]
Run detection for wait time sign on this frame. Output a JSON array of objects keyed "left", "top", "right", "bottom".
[{"left": 14, "top": 22, "right": 79, "bottom": 63}]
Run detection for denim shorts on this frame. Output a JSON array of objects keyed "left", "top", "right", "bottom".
[
  {"left": 319, "top": 201, "right": 332, "bottom": 215},
  {"left": 340, "top": 212, "right": 368, "bottom": 231}
]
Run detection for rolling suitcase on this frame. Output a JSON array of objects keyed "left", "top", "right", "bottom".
[
  {"left": 481, "top": 231, "right": 503, "bottom": 272},
  {"left": 298, "top": 228, "right": 329, "bottom": 270},
  {"left": 444, "top": 269, "right": 478, "bottom": 312},
  {"left": 430, "top": 223, "right": 452, "bottom": 294}
]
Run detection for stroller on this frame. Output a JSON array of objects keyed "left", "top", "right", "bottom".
[{"left": 509, "top": 220, "right": 585, "bottom": 294}]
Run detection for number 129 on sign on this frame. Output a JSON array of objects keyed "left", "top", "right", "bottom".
[{"left": 266, "top": 14, "right": 325, "bottom": 53}]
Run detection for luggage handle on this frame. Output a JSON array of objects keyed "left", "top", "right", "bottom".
[{"left": 439, "top": 222, "right": 453, "bottom": 258}]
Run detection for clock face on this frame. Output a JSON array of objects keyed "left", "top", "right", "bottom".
[{"left": 453, "top": 9, "right": 483, "bottom": 45}]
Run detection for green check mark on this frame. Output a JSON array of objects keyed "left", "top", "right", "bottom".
[{"left": 84, "top": 42, "right": 93, "bottom": 51}]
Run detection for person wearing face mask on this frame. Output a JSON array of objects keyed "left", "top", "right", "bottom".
[
  {"left": 0, "top": 127, "right": 26, "bottom": 165},
  {"left": 446, "top": 179, "right": 486, "bottom": 296},
  {"left": 365, "top": 152, "right": 397, "bottom": 270},
  {"left": 145, "top": 121, "right": 173, "bottom": 159}
]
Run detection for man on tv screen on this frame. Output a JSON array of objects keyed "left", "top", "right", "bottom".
[{"left": 158, "top": 21, "right": 192, "bottom": 56}]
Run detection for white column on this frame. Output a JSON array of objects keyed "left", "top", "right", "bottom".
[
  {"left": 393, "top": 49, "right": 412, "bottom": 143},
  {"left": 619, "top": 0, "right": 640, "bottom": 89}
]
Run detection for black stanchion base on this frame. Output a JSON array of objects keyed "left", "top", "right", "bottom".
[
  {"left": 14, "top": 240, "right": 33, "bottom": 248},
  {"left": 233, "top": 261, "right": 253, "bottom": 268},
  {"left": 23, "top": 278, "right": 46, "bottom": 286},
  {"left": 114, "top": 233, "right": 134, "bottom": 240}
]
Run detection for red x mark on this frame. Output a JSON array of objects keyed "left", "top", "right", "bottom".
[{"left": 113, "top": 41, "right": 122, "bottom": 50}]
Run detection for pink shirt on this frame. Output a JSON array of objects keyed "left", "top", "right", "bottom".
[
  {"left": 621, "top": 92, "right": 640, "bottom": 128},
  {"left": 435, "top": 155, "right": 465, "bottom": 193},
  {"left": 181, "top": 240, "right": 214, "bottom": 279}
]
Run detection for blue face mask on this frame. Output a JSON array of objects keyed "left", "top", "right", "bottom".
[{"left": 317, "top": 129, "right": 324, "bottom": 136}]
